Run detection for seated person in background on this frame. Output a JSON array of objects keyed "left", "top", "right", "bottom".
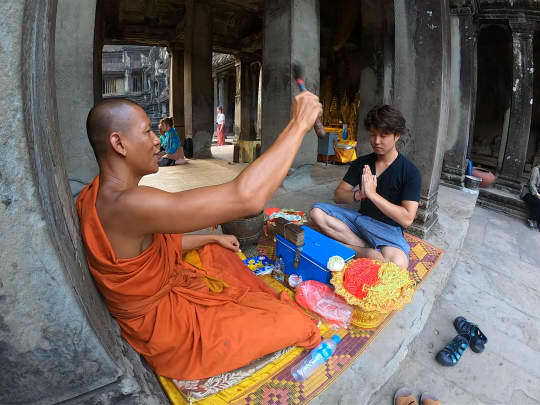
[
  {"left": 311, "top": 105, "right": 421, "bottom": 269},
  {"left": 523, "top": 163, "right": 540, "bottom": 231},
  {"left": 77, "top": 94, "right": 322, "bottom": 380},
  {"left": 158, "top": 116, "right": 187, "bottom": 166}
]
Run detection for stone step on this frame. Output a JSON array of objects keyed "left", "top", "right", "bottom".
[{"left": 478, "top": 186, "right": 527, "bottom": 220}]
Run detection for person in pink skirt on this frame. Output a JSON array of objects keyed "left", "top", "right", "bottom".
[{"left": 216, "top": 106, "right": 225, "bottom": 146}]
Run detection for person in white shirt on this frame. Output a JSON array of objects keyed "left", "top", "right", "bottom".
[{"left": 216, "top": 106, "right": 226, "bottom": 146}]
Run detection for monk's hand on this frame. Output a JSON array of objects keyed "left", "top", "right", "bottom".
[
  {"left": 291, "top": 91, "right": 322, "bottom": 133},
  {"left": 216, "top": 234, "right": 240, "bottom": 252},
  {"left": 361, "top": 165, "right": 377, "bottom": 199}
]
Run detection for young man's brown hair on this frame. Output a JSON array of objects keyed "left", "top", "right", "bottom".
[{"left": 364, "top": 104, "right": 407, "bottom": 136}]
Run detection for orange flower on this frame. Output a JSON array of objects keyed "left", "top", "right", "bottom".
[{"left": 343, "top": 258, "right": 381, "bottom": 299}]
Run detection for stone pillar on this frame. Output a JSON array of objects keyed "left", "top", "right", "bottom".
[
  {"left": 4, "top": 1, "right": 167, "bottom": 403},
  {"left": 250, "top": 62, "right": 261, "bottom": 139},
  {"left": 257, "top": 64, "right": 263, "bottom": 139},
  {"left": 170, "top": 46, "right": 185, "bottom": 142},
  {"left": 262, "top": 0, "right": 320, "bottom": 167},
  {"left": 441, "top": 6, "right": 477, "bottom": 188},
  {"left": 235, "top": 57, "right": 255, "bottom": 141},
  {"left": 123, "top": 50, "right": 131, "bottom": 93},
  {"left": 497, "top": 21, "right": 535, "bottom": 190},
  {"left": 225, "top": 75, "right": 235, "bottom": 136},
  {"left": 213, "top": 74, "right": 218, "bottom": 126},
  {"left": 184, "top": 0, "right": 213, "bottom": 158},
  {"left": 55, "top": 0, "right": 99, "bottom": 196},
  {"left": 394, "top": 0, "right": 451, "bottom": 237}
]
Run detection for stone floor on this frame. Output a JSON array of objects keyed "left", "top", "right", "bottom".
[
  {"left": 140, "top": 159, "right": 540, "bottom": 405},
  {"left": 369, "top": 207, "right": 540, "bottom": 405}
]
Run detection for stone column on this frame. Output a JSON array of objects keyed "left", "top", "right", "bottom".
[
  {"left": 123, "top": 50, "right": 131, "bottom": 93},
  {"left": 55, "top": 0, "right": 99, "bottom": 196},
  {"left": 170, "top": 46, "right": 185, "bottom": 142},
  {"left": 262, "top": 0, "right": 320, "bottom": 167},
  {"left": 441, "top": 6, "right": 477, "bottom": 188},
  {"left": 250, "top": 62, "right": 261, "bottom": 139},
  {"left": 220, "top": 75, "right": 231, "bottom": 135},
  {"left": 257, "top": 64, "right": 263, "bottom": 139},
  {"left": 6, "top": 1, "right": 167, "bottom": 403},
  {"left": 235, "top": 56, "right": 255, "bottom": 141},
  {"left": 394, "top": 0, "right": 451, "bottom": 237},
  {"left": 184, "top": 0, "right": 213, "bottom": 158},
  {"left": 497, "top": 21, "right": 535, "bottom": 189},
  {"left": 213, "top": 74, "right": 218, "bottom": 126}
]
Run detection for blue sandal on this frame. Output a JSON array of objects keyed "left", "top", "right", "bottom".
[
  {"left": 454, "top": 316, "right": 488, "bottom": 353},
  {"left": 436, "top": 334, "right": 469, "bottom": 366}
]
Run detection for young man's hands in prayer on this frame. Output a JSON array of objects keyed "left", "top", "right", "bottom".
[{"left": 361, "top": 165, "right": 378, "bottom": 200}]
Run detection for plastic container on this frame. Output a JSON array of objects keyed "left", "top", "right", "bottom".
[{"left": 291, "top": 335, "right": 341, "bottom": 382}]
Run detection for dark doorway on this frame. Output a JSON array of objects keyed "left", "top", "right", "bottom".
[
  {"left": 527, "top": 31, "right": 540, "bottom": 173},
  {"left": 471, "top": 24, "right": 513, "bottom": 171}
]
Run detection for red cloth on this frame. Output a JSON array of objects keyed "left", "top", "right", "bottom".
[
  {"left": 217, "top": 124, "right": 225, "bottom": 146},
  {"left": 76, "top": 176, "right": 320, "bottom": 379}
]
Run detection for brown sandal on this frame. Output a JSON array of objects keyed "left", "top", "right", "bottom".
[
  {"left": 420, "top": 392, "right": 441, "bottom": 405},
  {"left": 394, "top": 387, "right": 418, "bottom": 405}
]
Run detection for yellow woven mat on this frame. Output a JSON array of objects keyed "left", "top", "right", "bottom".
[{"left": 159, "top": 233, "right": 444, "bottom": 404}]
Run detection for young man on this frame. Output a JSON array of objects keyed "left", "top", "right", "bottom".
[
  {"left": 77, "top": 94, "right": 322, "bottom": 380},
  {"left": 311, "top": 105, "right": 421, "bottom": 268}
]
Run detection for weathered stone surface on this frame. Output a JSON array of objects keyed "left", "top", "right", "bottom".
[
  {"left": 442, "top": 9, "right": 477, "bottom": 189},
  {"left": 394, "top": 0, "right": 451, "bottom": 237},
  {"left": 55, "top": 0, "right": 99, "bottom": 196},
  {"left": 261, "top": 0, "right": 319, "bottom": 168},
  {"left": 0, "top": 1, "right": 170, "bottom": 403},
  {"left": 478, "top": 0, "right": 540, "bottom": 11},
  {"left": 184, "top": 0, "right": 213, "bottom": 158},
  {"left": 170, "top": 47, "right": 185, "bottom": 141},
  {"left": 370, "top": 207, "right": 540, "bottom": 405},
  {"left": 498, "top": 22, "right": 535, "bottom": 189},
  {"left": 0, "top": 2, "right": 121, "bottom": 403}
]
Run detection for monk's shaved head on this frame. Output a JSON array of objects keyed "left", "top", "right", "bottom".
[{"left": 86, "top": 99, "right": 143, "bottom": 160}]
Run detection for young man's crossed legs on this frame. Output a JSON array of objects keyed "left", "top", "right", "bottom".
[{"left": 310, "top": 206, "right": 409, "bottom": 269}]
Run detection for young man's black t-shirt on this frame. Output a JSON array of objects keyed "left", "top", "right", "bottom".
[{"left": 342, "top": 153, "right": 422, "bottom": 228}]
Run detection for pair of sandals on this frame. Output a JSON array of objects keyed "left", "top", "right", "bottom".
[
  {"left": 394, "top": 387, "right": 440, "bottom": 405},
  {"left": 435, "top": 316, "right": 488, "bottom": 367}
]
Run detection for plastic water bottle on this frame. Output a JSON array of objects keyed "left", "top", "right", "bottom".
[
  {"left": 291, "top": 335, "right": 341, "bottom": 382},
  {"left": 273, "top": 256, "right": 286, "bottom": 284}
]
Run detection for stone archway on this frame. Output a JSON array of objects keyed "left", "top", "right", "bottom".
[{"left": 0, "top": 1, "right": 168, "bottom": 404}]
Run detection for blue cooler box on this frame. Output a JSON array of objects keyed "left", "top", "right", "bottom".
[{"left": 275, "top": 226, "right": 355, "bottom": 284}]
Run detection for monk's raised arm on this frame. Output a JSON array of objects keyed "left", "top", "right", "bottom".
[{"left": 118, "top": 92, "right": 322, "bottom": 235}]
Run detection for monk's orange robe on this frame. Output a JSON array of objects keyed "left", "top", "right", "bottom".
[{"left": 76, "top": 176, "right": 321, "bottom": 380}]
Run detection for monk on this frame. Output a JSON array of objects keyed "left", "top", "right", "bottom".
[{"left": 76, "top": 93, "right": 323, "bottom": 380}]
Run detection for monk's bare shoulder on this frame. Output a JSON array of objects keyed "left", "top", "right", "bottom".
[{"left": 103, "top": 186, "right": 171, "bottom": 232}]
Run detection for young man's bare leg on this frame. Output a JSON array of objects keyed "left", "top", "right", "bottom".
[
  {"left": 310, "top": 208, "right": 383, "bottom": 260},
  {"left": 380, "top": 246, "right": 409, "bottom": 268}
]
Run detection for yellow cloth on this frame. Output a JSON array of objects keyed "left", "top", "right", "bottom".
[{"left": 334, "top": 139, "right": 357, "bottom": 163}]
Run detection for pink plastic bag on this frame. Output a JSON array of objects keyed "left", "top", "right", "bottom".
[{"left": 295, "top": 280, "right": 353, "bottom": 328}]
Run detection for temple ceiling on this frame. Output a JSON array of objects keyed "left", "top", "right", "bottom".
[{"left": 101, "top": 0, "right": 263, "bottom": 54}]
